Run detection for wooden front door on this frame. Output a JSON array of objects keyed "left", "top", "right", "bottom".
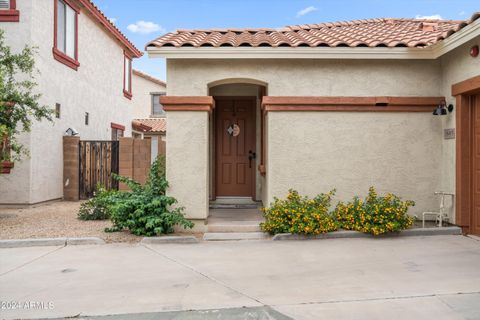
[
  {"left": 215, "top": 98, "right": 256, "bottom": 198},
  {"left": 472, "top": 95, "right": 480, "bottom": 235}
]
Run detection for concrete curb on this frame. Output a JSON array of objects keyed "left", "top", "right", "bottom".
[
  {"left": 272, "top": 227, "right": 463, "bottom": 241},
  {"left": 0, "top": 237, "right": 106, "bottom": 248},
  {"left": 0, "top": 238, "right": 67, "bottom": 248},
  {"left": 272, "top": 231, "right": 368, "bottom": 241},
  {"left": 66, "top": 237, "right": 106, "bottom": 245},
  {"left": 141, "top": 236, "right": 199, "bottom": 244},
  {"left": 204, "top": 232, "right": 269, "bottom": 241}
]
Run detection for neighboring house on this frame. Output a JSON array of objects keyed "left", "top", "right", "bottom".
[
  {"left": 0, "top": 0, "right": 142, "bottom": 205},
  {"left": 131, "top": 69, "right": 167, "bottom": 161},
  {"left": 146, "top": 13, "right": 480, "bottom": 234}
]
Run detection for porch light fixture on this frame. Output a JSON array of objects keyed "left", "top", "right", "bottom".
[
  {"left": 65, "top": 127, "right": 79, "bottom": 136},
  {"left": 433, "top": 100, "right": 454, "bottom": 116}
]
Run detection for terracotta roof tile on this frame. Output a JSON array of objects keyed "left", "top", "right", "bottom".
[
  {"left": 146, "top": 12, "right": 479, "bottom": 49},
  {"left": 133, "top": 118, "right": 166, "bottom": 133}
]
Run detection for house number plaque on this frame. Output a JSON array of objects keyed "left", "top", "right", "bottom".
[
  {"left": 444, "top": 128, "right": 455, "bottom": 140},
  {"left": 227, "top": 124, "right": 240, "bottom": 137}
]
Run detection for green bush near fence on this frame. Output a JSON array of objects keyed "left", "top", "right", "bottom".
[
  {"left": 77, "top": 156, "right": 194, "bottom": 236},
  {"left": 105, "top": 156, "right": 194, "bottom": 236}
]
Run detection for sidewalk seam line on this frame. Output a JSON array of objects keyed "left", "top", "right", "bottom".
[
  {"left": 0, "top": 244, "right": 66, "bottom": 277},
  {"left": 141, "top": 243, "right": 265, "bottom": 306},
  {"left": 270, "top": 291, "right": 480, "bottom": 307}
]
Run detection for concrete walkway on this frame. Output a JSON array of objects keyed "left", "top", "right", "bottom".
[{"left": 1, "top": 235, "right": 480, "bottom": 319}]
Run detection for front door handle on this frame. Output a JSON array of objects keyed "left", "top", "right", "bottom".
[{"left": 248, "top": 150, "right": 256, "bottom": 168}]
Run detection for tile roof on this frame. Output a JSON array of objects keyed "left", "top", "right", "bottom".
[
  {"left": 78, "top": 0, "right": 142, "bottom": 57},
  {"left": 133, "top": 69, "right": 166, "bottom": 87},
  {"left": 132, "top": 118, "right": 166, "bottom": 133},
  {"left": 146, "top": 12, "right": 479, "bottom": 49}
]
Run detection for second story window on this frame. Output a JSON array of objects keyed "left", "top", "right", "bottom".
[
  {"left": 123, "top": 53, "right": 132, "bottom": 99},
  {"left": 151, "top": 93, "right": 166, "bottom": 116},
  {"left": 0, "top": 0, "right": 20, "bottom": 22},
  {"left": 53, "top": 0, "right": 80, "bottom": 70}
]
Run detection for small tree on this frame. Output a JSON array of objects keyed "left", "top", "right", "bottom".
[{"left": 0, "top": 29, "right": 52, "bottom": 164}]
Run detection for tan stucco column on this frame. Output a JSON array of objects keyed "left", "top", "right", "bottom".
[{"left": 160, "top": 96, "right": 214, "bottom": 227}]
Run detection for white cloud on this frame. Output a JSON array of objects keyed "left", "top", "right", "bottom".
[
  {"left": 127, "top": 20, "right": 165, "bottom": 34},
  {"left": 296, "top": 6, "right": 318, "bottom": 18},
  {"left": 459, "top": 11, "right": 466, "bottom": 16},
  {"left": 415, "top": 14, "right": 443, "bottom": 20},
  {"left": 109, "top": 17, "right": 117, "bottom": 23}
]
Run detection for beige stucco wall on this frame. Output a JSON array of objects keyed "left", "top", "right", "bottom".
[
  {"left": 165, "top": 58, "right": 444, "bottom": 218},
  {"left": 439, "top": 35, "right": 480, "bottom": 222},
  {"left": 167, "top": 59, "right": 442, "bottom": 96},
  {"left": 132, "top": 73, "right": 166, "bottom": 119},
  {"left": 0, "top": 0, "right": 136, "bottom": 204},
  {"left": 267, "top": 112, "right": 442, "bottom": 216},
  {"left": 166, "top": 111, "right": 209, "bottom": 220}
]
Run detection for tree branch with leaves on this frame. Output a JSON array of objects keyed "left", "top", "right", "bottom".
[{"left": 0, "top": 29, "right": 53, "bottom": 165}]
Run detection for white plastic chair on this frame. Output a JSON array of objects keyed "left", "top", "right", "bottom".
[{"left": 422, "top": 192, "right": 454, "bottom": 228}]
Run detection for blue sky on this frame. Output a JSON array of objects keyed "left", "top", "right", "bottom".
[{"left": 94, "top": 0, "right": 478, "bottom": 81}]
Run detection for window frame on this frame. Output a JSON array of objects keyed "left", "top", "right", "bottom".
[
  {"left": 111, "top": 123, "right": 125, "bottom": 141},
  {"left": 53, "top": 0, "right": 80, "bottom": 70},
  {"left": 123, "top": 51, "right": 133, "bottom": 99},
  {"left": 150, "top": 92, "right": 166, "bottom": 117},
  {"left": 0, "top": 0, "right": 20, "bottom": 22}
]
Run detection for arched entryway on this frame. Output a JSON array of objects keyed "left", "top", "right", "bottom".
[{"left": 208, "top": 80, "right": 267, "bottom": 204}]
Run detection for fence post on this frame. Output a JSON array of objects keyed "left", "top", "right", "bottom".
[{"left": 63, "top": 136, "right": 80, "bottom": 201}]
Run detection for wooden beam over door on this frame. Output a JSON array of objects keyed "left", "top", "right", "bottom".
[{"left": 261, "top": 96, "right": 444, "bottom": 112}]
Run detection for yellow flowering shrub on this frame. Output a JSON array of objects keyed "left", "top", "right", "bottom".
[
  {"left": 260, "top": 189, "right": 338, "bottom": 235},
  {"left": 335, "top": 187, "right": 415, "bottom": 236}
]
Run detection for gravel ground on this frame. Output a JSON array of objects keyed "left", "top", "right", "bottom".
[{"left": 0, "top": 201, "right": 199, "bottom": 243}]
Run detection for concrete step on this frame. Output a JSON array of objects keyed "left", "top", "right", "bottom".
[
  {"left": 207, "top": 222, "right": 262, "bottom": 233},
  {"left": 203, "top": 232, "right": 269, "bottom": 241},
  {"left": 209, "top": 204, "right": 260, "bottom": 209}
]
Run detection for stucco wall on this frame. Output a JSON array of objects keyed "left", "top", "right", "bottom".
[
  {"left": 0, "top": 0, "right": 136, "bottom": 204},
  {"left": 167, "top": 59, "right": 442, "bottom": 209},
  {"left": 166, "top": 111, "right": 209, "bottom": 220},
  {"left": 0, "top": 0, "right": 33, "bottom": 204},
  {"left": 267, "top": 112, "right": 442, "bottom": 216},
  {"left": 132, "top": 73, "right": 166, "bottom": 119},
  {"left": 439, "top": 35, "right": 480, "bottom": 221},
  {"left": 167, "top": 59, "right": 442, "bottom": 97}
]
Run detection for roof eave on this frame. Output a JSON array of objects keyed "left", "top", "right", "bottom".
[
  {"left": 78, "top": 0, "right": 143, "bottom": 58},
  {"left": 146, "top": 46, "right": 436, "bottom": 60},
  {"left": 430, "top": 17, "right": 480, "bottom": 58}
]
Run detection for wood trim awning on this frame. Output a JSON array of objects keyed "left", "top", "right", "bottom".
[
  {"left": 160, "top": 96, "right": 215, "bottom": 112},
  {"left": 261, "top": 96, "right": 444, "bottom": 112},
  {"left": 452, "top": 75, "right": 480, "bottom": 96}
]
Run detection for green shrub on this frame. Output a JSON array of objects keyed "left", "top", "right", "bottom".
[
  {"left": 260, "top": 189, "right": 338, "bottom": 235},
  {"left": 105, "top": 156, "right": 194, "bottom": 236},
  {"left": 77, "top": 186, "right": 113, "bottom": 220},
  {"left": 335, "top": 187, "right": 415, "bottom": 236}
]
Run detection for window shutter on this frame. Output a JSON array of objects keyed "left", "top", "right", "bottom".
[{"left": 0, "top": 0, "right": 10, "bottom": 9}]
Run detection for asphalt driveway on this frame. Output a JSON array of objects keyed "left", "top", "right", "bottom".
[{"left": 0, "top": 235, "right": 479, "bottom": 319}]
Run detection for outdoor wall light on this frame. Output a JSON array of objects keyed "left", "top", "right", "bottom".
[
  {"left": 433, "top": 100, "right": 454, "bottom": 116},
  {"left": 65, "top": 127, "right": 79, "bottom": 136}
]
